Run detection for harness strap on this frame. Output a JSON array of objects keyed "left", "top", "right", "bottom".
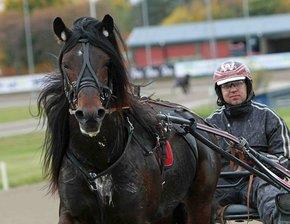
[
  {"left": 66, "top": 152, "right": 95, "bottom": 181},
  {"left": 218, "top": 204, "right": 229, "bottom": 224},
  {"left": 174, "top": 124, "right": 198, "bottom": 162},
  {"left": 66, "top": 117, "right": 134, "bottom": 190},
  {"left": 156, "top": 113, "right": 239, "bottom": 143},
  {"left": 132, "top": 134, "right": 154, "bottom": 156},
  {"left": 145, "top": 99, "right": 190, "bottom": 110},
  {"left": 196, "top": 123, "right": 239, "bottom": 143},
  {"left": 246, "top": 174, "right": 254, "bottom": 222}
]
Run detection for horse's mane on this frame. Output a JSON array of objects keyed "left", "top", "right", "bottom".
[
  {"left": 37, "top": 17, "right": 159, "bottom": 193},
  {"left": 37, "top": 73, "right": 69, "bottom": 193}
]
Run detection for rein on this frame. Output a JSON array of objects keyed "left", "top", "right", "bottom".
[
  {"left": 157, "top": 113, "right": 290, "bottom": 193},
  {"left": 66, "top": 117, "right": 134, "bottom": 191}
]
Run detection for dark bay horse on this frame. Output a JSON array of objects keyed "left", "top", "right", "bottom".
[{"left": 37, "top": 15, "right": 220, "bottom": 224}]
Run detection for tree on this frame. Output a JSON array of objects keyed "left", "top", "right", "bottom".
[
  {"left": 132, "top": 0, "right": 186, "bottom": 26},
  {"left": 97, "top": 0, "right": 134, "bottom": 35},
  {"left": 162, "top": 0, "right": 290, "bottom": 25},
  {"left": 162, "top": 1, "right": 206, "bottom": 24},
  {"left": 249, "top": 0, "right": 290, "bottom": 15},
  {"left": 0, "top": 0, "right": 135, "bottom": 76},
  {"left": 0, "top": 1, "right": 88, "bottom": 75},
  {"left": 3, "top": 0, "right": 77, "bottom": 11}
]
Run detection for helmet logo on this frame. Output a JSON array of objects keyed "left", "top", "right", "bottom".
[{"left": 220, "top": 61, "right": 235, "bottom": 72}]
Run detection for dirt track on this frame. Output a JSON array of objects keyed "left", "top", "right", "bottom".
[
  {"left": 0, "top": 183, "right": 59, "bottom": 223},
  {"left": 0, "top": 182, "right": 260, "bottom": 224}
]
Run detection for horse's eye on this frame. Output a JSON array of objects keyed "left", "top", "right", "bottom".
[
  {"left": 62, "top": 64, "right": 70, "bottom": 70},
  {"left": 99, "top": 66, "right": 109, "bottom": 83}
]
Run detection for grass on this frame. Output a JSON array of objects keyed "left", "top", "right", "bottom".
[
  {"left": 0, "top": 105, "right": 37, "bottom": 123},
  {"left": 192, "top": 105, "right": 217, "bottom": 118},
  {"left": 0, "top": 132, "right": 44, "bottom": 188},
  {"left": 275, "top": 107, "right": 290, "bottom": 125}
]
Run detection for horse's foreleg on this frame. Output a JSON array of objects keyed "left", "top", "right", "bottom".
[
  {"left": 186, "top": 144, "right": 220, "bottom": 224},
  {"left": 187, "top": 200, "right": 212, "bottom": 224},
  {"left": 153, "top": 215, "right": 173, "bottom": 224}
]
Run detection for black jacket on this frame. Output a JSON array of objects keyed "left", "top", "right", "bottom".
[{"left": 206, "top": 100, "right": 290, "bottom": 169}]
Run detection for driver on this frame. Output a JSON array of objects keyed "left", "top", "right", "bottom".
[{"left": 206, "top": 60, "right": 290, "bottom": 223}]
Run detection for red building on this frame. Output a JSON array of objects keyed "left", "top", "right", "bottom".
[{"left": 127, "top": 14, "right": 290, "bottom": 68}]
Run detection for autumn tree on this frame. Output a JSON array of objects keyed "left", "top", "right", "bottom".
[
  {"left": 0, "top": 0, "right": 135, "bottom": 75},
  {"left": 162, "top": 1, "right": 206, "bottom": 24},
  {"left": 96, "top": 0, "right": 133, "bottom": 36},
  {"left": 132, "top": 0, "right": 186, "bottom": 26},
  {"left": 0, "top": 1, "right": 88, "bottom": 75},
  {"left": 3, "top": 0, "right": 78, "bottom": 11},
  {"left": 162, "top": 0, "right": 290, "bottom": 25}
]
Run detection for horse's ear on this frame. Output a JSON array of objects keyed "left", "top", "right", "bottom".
[
  {"left": 101, "top": 14, "right": 114, "bottom": 38},
  {"left": 53, "top": 17, "right": 72, "bottom": 42}
]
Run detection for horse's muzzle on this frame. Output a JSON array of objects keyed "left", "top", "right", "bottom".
[{"left": 75, "top": 107, "right": 106, "bottom": 137}]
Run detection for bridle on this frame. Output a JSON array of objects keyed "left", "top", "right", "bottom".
[
  {"left": 61, "top": 39, "right": 113, "bottom": 114},
  {"left": 66, "top": 116, "right": 134, "bottom": 192}
]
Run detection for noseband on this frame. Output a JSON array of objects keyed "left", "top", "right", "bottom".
[{"left": 61, "top": 39, "right": 113, "bottom": 113}]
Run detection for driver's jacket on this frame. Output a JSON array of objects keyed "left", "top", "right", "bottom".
[{"left": 206, "top": 100, "right": 290, "bottom": 170}]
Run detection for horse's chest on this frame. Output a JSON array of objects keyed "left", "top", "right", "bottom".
[
  {"left": 88, "top": 173, "right": 140, "bottom": 207},
  {"left": 93, "top": 174, "right": 114, "bottom": 205}
]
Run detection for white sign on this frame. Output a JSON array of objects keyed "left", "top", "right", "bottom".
[
  {"left": 2, "top": 52, "right": 290, "bottom": 94},
  {"left": 174, "top": 52, "right": 290, "bottom": 77},
  {"left": 0, "top": 73, "right": 45, "bottom": 94}
]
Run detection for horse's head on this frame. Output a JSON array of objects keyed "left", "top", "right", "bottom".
[{"left": 53, "top": 15, "right": 130, "bottom": 137}]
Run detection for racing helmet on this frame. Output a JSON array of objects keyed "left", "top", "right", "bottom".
[{"left": 213, "top": 60, "right": 254, "bottom": 106}]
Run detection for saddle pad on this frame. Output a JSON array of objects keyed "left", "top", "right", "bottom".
[{"left": 164, "top": 140, "right": 173, "bottom": 167}]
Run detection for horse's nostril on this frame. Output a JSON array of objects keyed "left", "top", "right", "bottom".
[
  {"left": 97, "top": 108, "right": 106, "bottom": 118},
  {"left": 75, "top": 110, "right": 84, "bottom": 120}
]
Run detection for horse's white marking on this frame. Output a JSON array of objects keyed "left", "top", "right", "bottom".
[
  {"left": 61, "top": 31, "right": 67, "bottom": 41},
  {"left": 69, "top": 109, "right": 76, "bottom": 115},
  {"left": 103, "top": 29, "right": 109, "bottom": 37},
  {"left": 98, "top": 141, "right": 106, "bottom": 147},
  {"left": 94, "top": 174, "right": 113, "bottom": 205},
  {"left": 77, "top": 50, "right": 83, "bottom": 56},
  {"left": 80, "top": 127, "right": 100, "bottom": 137}
]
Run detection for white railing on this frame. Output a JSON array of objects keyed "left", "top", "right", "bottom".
[{"left": 0, "top": 161, "right": 9, "bottom": 191}]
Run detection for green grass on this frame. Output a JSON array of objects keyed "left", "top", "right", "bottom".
[
  {"left": 192, "top": 105, "right": 217, "bottom": 118},
  {"left": 0, "top": 132, "right": 44, "bottom": 188},
  {"left": 276, "top": 107, "right": 290, "bottom": 126},
  {"left": 0, "top": 105, "right": 37, "bottom": 123}
]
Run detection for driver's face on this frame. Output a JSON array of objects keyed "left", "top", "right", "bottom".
[{"left": 221, "top": 80, "right": 247, "bottom": 105}]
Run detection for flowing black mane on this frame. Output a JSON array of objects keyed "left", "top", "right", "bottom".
[{"left": 38, "top": 16, "right": 159, "bottom": 193}]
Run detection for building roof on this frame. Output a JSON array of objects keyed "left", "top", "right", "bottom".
[{"left": 127, "top": 14, "right": 290, "bottom": 48}]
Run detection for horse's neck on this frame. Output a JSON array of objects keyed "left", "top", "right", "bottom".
[{"left": 68, "top": 114, "right": 125, "bottom": 170}]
